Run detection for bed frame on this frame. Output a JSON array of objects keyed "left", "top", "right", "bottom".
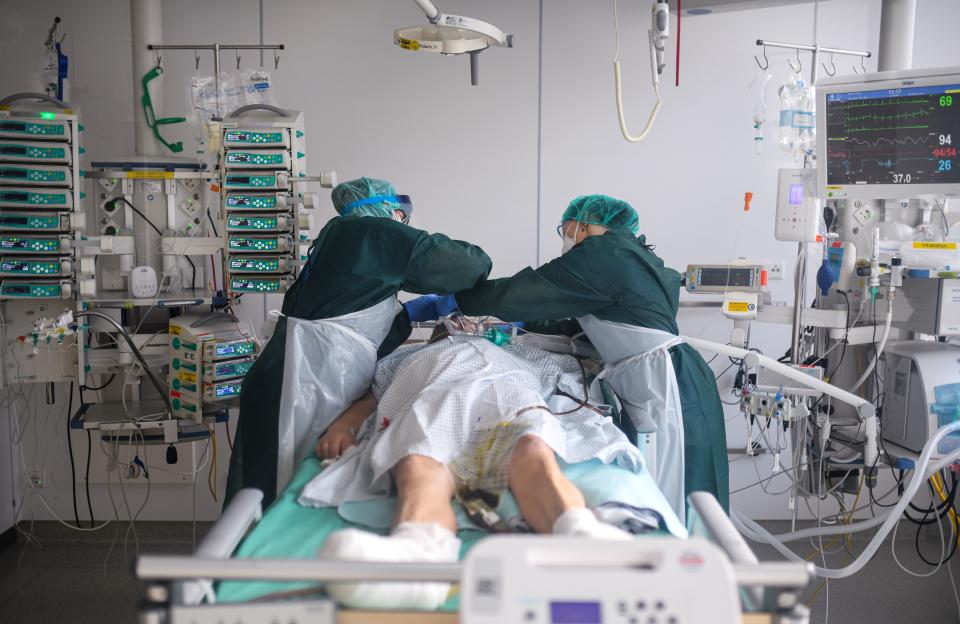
[
  {"left": 136, "top": 491, "right": 812, "bottom": 624},
  {"left": 134, "top": 335, "right": 871, "bottom": 623}
]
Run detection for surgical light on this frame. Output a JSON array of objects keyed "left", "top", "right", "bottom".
[{"left": 394, "top": 0, "right": 513, "bottom": 86}]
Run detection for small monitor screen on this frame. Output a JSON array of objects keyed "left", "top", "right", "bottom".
[
  {"left": 549, "top": 602, "right": 601, "bottom": 624},
  {"left": 789, "top": 184, "right": 804, "bottom": 205},
  {"left": 825, "top": 83, "right": 960, "bottom": 186},
  {"left": 699, "top": 267, "right": 754, "bottom": 288}
]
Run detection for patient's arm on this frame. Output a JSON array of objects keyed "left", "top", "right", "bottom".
[{"left": 315, "top": 390, "right": 378, "bottom": 459}]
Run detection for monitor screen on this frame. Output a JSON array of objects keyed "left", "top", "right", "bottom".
[{"left": 825, "top": 83, "right": 960, "bottom": 186}]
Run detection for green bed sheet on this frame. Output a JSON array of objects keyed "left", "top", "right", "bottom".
[
  {"left": 216, "top": 455, "right": 682, "bottom": 609},
  {"left": 216, "top": 456, "right": 485, "bottom": 610}
]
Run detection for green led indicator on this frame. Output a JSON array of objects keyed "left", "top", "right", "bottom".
[{"left": 39, "top": 112, "right": 56, "bottom": 120}]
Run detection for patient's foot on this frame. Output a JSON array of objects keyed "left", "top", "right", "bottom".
[
  {"left": 552, "top": 508, "right": 633, "bottom": 540},
  {"left": 318, "top": 522, "right": 461, "bottom": 610}
]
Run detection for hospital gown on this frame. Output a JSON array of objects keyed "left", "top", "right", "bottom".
[{"left": 298, "top": 336, "right": 643, "bottom": 507}]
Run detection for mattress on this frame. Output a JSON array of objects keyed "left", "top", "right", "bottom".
[{"left": 216, "top": 455, "right": 683, "bottom": 609}]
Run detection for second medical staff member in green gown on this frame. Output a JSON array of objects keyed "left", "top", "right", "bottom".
[
  {"left": 226, "top": 177, "right": 491, "bottom": 506},
  {"left": 411, "top": 195, "right": 728, "bottom": 513}
]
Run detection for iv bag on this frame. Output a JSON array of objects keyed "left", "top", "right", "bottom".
[{"left": 749, "top": 68, "right": 773, "bottom": 154}]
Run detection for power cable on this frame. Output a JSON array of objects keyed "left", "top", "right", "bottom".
[
  {"left": 109, "top": 197, "right": 197, "bottom": 290},
  {"left": 65, "top": 382, "right": 80, "bottom": 528}
]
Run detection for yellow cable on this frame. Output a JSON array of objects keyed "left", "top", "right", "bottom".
[
  {"left": 806, "top": 473, "right": 865, "bottom": 606},
  {"left": 931, "top": 472, "right": 959, "bottom": 547}
]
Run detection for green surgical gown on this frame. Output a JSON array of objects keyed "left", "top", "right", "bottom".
[
  {"left": 456, "top": 231, "right": 729, "bottom": 511},
  {"left": 226, "top": 216, "right": 492, "bottom": 506}
]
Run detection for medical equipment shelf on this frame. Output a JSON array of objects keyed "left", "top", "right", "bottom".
[
  {"left": 0, "top": 93, "right": 89, "bottom": 301},
  {"left": 80, "top": 289, "right": 214, "bottom": 308},
  {"left": 219, "top": 104, "right": 328, "bottom": 296},
  {"left": 71, "top": 399, "right": 228, "bottom": 440}
]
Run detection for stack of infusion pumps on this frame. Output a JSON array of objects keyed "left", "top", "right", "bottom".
[
  {"left": 219, "top": 108, "right": 315, "bottom": 295},
  {"left": 168, "top": 314, "right": 258, "bottom": 420},
  {"left": 0, "top": 100, "right": 90, "bottom": 299}
]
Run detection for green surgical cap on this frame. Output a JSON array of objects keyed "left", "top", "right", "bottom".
[
  {"left": 331, "top": 177, "right": 400, "bottom": 218},
  {"left": 561, "top": 194, "right": 639, "bottom": 236}
]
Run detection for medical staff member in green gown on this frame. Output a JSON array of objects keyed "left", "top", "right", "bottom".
[
  {"left": 408, "top": 194, "right": 728, "bottom": 514},
  {"left": 225, "top": 177, "right": 491, "bottom": 507}
]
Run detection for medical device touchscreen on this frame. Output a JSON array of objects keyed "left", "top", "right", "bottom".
[{"left": 825, "top": 83, "right": 960, "bottom": 186}]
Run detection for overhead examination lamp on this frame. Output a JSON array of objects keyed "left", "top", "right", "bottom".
[{"left": 394, "top": 0, "right": 513, "bottom": 86}]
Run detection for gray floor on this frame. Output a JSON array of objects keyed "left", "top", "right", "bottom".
[{"left": 0, "top": 521, "right": 957, "bottom": 624}]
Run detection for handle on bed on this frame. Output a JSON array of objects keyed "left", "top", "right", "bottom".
[{"left": 177, "top": 489, "right": 264, "bottom": 605}]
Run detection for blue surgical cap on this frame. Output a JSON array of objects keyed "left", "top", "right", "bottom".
[
  {"left": 332, "top": 177, "right": 401, "bottom": 218},
  {"left": 561, "top": 194, "right": 639, "bottom": 236}
]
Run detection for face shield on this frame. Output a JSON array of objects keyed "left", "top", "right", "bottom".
[
  {"left": 393, "top": 194, "right": 413, "bottom": 224},
  {"left": 340, "top": 194, "right": 414, "bottom": 224}
]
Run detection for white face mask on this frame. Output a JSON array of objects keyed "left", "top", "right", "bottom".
[{"left": 560, "top": 222, "right": 580, "bottom": 254}]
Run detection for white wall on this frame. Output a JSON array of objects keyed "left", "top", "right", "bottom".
[{"left": 0, "top": 0, "right": 958, "bottom": 524}]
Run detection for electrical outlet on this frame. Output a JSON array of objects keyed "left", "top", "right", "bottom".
[
  {"left": 28, "top": 470, "right": 44, "bottom": 488},
  {"left": 760, "top": 260, "right": 786, "bottom": 280}
]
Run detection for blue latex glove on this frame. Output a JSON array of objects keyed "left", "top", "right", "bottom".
[{"left": 404, "top": 294, "right": 459, "bottom": 322}]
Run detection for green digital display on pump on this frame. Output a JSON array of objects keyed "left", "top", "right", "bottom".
[
  {"left": 227, "top": 236, "right": 281, "bottom": 251},
  {"left": 225, "top": 193, "right": 281, "bottom": 209},
  {"left": 0, "top": 236, "right": 62, "bottom": 253},
  {"left": 230, "top": 277, "right": 282, "bottom": 293},
  {"left": 212, "top": 380, "right": 243, "bottom": 398},
  {"left": 0, "top": 188, "right": 70, "bottom": 208},
  {"left": 224, "top": 174, "right": 278, "bottom": 188},
  {"left": 214, "top": 359, "right": 254, "bottom": 379},
  {"left": 0, "top": 142, "right": 69, "bottom": 162},
  {"left": 226, "top": 151, "right": 286, "bottom": 165},
  {"left": 0, "top": 213, "right": 65, "bottom": 230},
  {"left": 0, "top": 259, "right": 62, "bottom": 275},
  {"left": 227, "top": 215, "right": 280, "bottom": 230},
  {"left": 0, "top": 166, "right": 67, "bottom": 183},
  {"left": 228, "top": 256, "right": 282, "bottom": 272},
  {"left": 0, "top": 282, "right": 62, "bottom": 298},
  {"left": 0, "top": 120, "right": 67, "bottom": 137},
  {"left": 211, "top": 339, "right": 256, "bottom": 359},
  {"left": 223, "top": 130, "right": 284, "bottom": 145}
]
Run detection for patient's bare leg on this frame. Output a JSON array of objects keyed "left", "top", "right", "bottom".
[
  {"left": 394, "top": 454, "right": 457, "bottom": 533},
  {"left": 318, "top": 454, "right": 460, "bottom": 610},
  {"left": 508, "top": 435, "right": 585, "bottom": 533},
  {"left": 509, "top": 434, "right": 631, "bottom": 540}
]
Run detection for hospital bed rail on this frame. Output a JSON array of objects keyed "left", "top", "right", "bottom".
[{"left": 135, "top": 491, "right": 812, "bottom": 624}]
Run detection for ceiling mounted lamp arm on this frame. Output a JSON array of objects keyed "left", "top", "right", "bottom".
[{"left": 396, "top": 0, "right": 513, "bottom": 85}]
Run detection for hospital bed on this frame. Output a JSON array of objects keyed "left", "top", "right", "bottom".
[{"left": 135, "top": 335, "right": 867, "bottom": 624}]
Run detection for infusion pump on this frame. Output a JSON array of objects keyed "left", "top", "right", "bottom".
[{"left": 684, "top": 263, "right": 768, "bottom": 320}]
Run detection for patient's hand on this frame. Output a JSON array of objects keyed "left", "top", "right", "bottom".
[{"left": 315, "top": 422, "right": 358, "bottom": 460}]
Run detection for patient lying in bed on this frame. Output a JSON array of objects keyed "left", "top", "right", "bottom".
[{"left": 303, "top": 323, "right": 651, "bottom": 610}]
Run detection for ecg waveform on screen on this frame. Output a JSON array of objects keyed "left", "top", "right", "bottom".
[
  {"left": 845, "top": 135, "right": 932, "bottom": 147},
  {"left": 825, "top": 86, "right": 960, "bottom": 186}
]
